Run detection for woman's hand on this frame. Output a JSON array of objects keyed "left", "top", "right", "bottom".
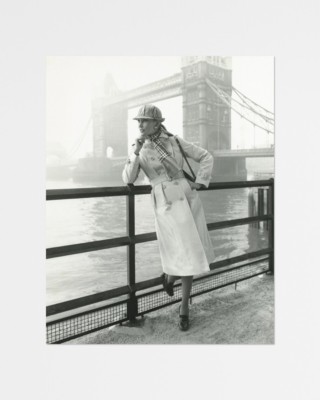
[
  {"left": 133, "top": 135, "right": 146, "bottom": 155},
  {"left": 188, "top": 181, "right": 205, "bottom": 190}
]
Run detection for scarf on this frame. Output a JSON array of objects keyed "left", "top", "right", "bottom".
[
  {"left": 149, "top": 126, "right": 169, "bottom": 160},
  {"left": 150, "top": 126, "right": 183, "bottom": 179}
]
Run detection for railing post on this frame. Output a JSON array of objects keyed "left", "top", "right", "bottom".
[
  {"left": 248, "top": 189, "right": 259, "bottom": 228},
  {"left": 248, "top": 189, "right": 254, "bottom": 228},
  {"left": 267, "top": 179, "right": 274, "bottom": 275},
  {"left": 265, "top": 188, "right": 269, "bottom": 231},
  {"left": 258, "top": 188, "right": 264, "bottom": 229},
  {"left": 127, "top": 184, "right": 138, "bottom": 322}
]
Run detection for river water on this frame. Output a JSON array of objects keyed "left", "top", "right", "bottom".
[{"left": 46, "top": 178, "right": 269, "bottom": 305}]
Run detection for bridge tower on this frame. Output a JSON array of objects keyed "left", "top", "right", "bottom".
[
  {"left": 181, "top": 57, "right": 244, "bottom": 181},
  {"left": 181, "top": 56, "right": 232, "bottom": 153}
]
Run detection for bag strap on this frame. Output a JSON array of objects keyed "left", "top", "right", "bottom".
[{"left": 174, "top": 136, "right": 197, "bottom": 182}]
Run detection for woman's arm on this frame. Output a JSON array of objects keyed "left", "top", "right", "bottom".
[
  {"left": 122, "top": 152, "right": 141, "bottom": 184},
  {"left": 177, "top": 136, "right": 213, "bottom": 188},
  {"left": 122, "top": 138, "right": 145, "bottom": 184}
]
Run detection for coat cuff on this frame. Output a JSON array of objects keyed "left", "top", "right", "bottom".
[
  {"left": 127, "top": 152, "right": 139, "bottom": 163},
  {"left": 195, "top": 171, "right": 211, "bottom": 188}
]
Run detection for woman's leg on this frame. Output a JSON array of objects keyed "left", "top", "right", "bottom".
[
  {"left": 180, "top": 275, "right": 193, "bottom": 315},
  {"left": 167, "top": 274, "right": 178, "bottom": 284},
  {"left": 162, "top": 273, "right": 178, "bottom": 297}
]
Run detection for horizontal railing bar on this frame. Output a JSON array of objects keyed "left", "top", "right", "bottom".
[
  {"left": 207, "top": 215, "right": 273, "bottom": 230},
  {"left": 137, "top": 215, "right": 273, "bottom": 243},
  {"left": 47, "top": 216, "right": 272, "bottom": 259},
  {"left": 46, "top": 299, "right": 128, "bottom": 326},
  {"left": 134, "top": 232, "right": 157, "bottom": 243},
  {"left": 135, "top": 256, "right": 269, "bottom": 296},
  {"left": 46, "top": 236, "right": 131, "bottom": 259},
  {"left": 46, "top": 179, "right": 273, "bottom": 201},
  {"left": 209, "top": 248, "right": 272, "bottom": 270},
  {"left": 128, "top": 181, "right": 274, "bottom": 194},
  {"left": 46, "top": 287, "right": 130, "bottom": 317},
  {"left": 46, "top": 186, "right": 130, "bottom": 200},
  {"left": 46, "top": 232, "right": 157, "bottom": 259},
  {"left": 127, "top": 185, "right": 152, "bottom": 195},
  {"left": 205, "top": 179, "right": 273, "bottom": 190},
  {"left": 196, "top": 256, "right": 270, "bottom": 280},
  {"left": 128, "top": 250, "right": 271, "bottom": 292}
]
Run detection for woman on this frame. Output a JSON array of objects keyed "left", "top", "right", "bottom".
[{"left": 122, "top": 104, "right": 215, "bottom": 331}]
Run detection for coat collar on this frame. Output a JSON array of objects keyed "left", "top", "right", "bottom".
[
  {"left": 159, "top": 131, "right": 169, "bottom": 139},
  {"left": 145, "top": 130, "right": 169, "bottom": 143}
]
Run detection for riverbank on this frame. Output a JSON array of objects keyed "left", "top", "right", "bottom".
[{"left": 66, "top": 273, "right": 274, "bottom": 345}]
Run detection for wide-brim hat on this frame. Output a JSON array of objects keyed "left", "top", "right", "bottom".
[{"left": 133, "top": 104, "right": 165, "bottom": 122}]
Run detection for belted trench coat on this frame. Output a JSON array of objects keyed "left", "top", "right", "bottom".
[{"left": 122, "top": 131, "right": 215, "bottom": 276}]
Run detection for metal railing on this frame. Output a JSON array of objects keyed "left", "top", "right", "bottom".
[{"left": 46, "top": 179, "right": 274, "bottom": 343}]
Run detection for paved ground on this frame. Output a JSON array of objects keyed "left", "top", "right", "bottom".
[{"left": 66, "top": 273, "right": 274, "bottom": 345}]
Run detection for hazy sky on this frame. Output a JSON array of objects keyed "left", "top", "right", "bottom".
[{"left": 46, "top": 56, "right": 274, "bottom": 159}]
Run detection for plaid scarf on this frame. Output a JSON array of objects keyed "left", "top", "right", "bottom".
[
  {"left": 149, "top": 128, "right": 171, "bottom": 162},
  {"left": 149, "top": 127, "right": 183, "bottom": 179}
]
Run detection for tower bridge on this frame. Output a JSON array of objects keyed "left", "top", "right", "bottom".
[
  {"left": 89, "top": 56, "right": 274, "bottom": 181},
  {"left": 101, "top": 73, "right": 183, "bottom": 108}
]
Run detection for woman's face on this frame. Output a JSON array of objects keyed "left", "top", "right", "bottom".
[{"left": 138, "top": 119, "right": 159, "bottom": 137}]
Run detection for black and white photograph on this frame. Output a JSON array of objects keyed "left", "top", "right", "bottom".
[
  {"left": 46, "top": 56, "right": 274, "bottom": 344},
  {"left": 2, "top": 1, "right": 320, "bottom": 399}
]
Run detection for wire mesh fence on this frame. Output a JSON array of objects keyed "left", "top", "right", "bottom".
[
  {"left": 47, "top": 258, "right": 269, "bottom": 343},
  {"left": 47, "top": 301, "right": 127, "bottom": 344}
]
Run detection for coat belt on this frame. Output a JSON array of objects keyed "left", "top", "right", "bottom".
[{"left": 150, "top": 171, "right": 185, "bottom": 187}]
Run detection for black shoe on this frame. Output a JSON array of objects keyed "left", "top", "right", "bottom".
[
  {"left": 178, "top": 306, "right": 190, "bottom": 331},
  {"left": 161, "top": 273, "right": 174, "bottom": 297}
]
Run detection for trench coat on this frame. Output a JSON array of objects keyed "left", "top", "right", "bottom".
[{"left": 122, "top": 131, "right": 215, "bottom": 276}]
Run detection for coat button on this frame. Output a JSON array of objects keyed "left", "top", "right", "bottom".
[
  {"left": 174, "top": 181, "right": 179, "bottom": 185},
  {"left": 180, "top": 197, "right": 184, "bottom": 201}
]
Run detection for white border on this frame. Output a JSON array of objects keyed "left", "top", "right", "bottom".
[{"left": 2, "top": 1, "right": 320, "bottom": 399}]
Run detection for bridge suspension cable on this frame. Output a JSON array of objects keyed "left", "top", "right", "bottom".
[
  {"left": 232, "top": 90, "right": 274, "bottom": 124},
  {"left": 232, "top": 86, "right": 274, "bottom": 117},
  {"left": 206, "top": 79, "right": 274, "bottom": 135}
]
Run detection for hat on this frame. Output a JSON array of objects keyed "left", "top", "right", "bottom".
[{"left": 133, "top": 104, "right": 165, "bottom": 122}]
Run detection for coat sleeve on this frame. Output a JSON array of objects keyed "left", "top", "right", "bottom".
[
  {"left": 177, "top": 136, "right": 213, "bottom": 188},
  {"left": 122, "top": 152, "right": 141, "bottom": 184}
]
